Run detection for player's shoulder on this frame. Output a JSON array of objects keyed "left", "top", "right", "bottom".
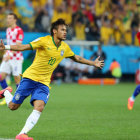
[
  {"left": 16, "top": 26, "right": 23, "bottom": 32},
  {"left": 40, "top": 35, "right": 52, "bottom": 40},
  {"left": 16, "top": 26, "right": 22, "bottom": 29},
  {"left": 61, "top": 41, "right": 70, "bottom": 48},
  {"left": 40, "top": 35, "right": 52, "bottom": 42},
  {"left": 32, "top": 35, "right": 51, "bottom": 43}
]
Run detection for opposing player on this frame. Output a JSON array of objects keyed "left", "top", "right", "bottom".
[
  {"left": 0, "top": 19, "right": 104, "bottom": 140},
  {"left": 0, "top": 13, "right": 24, "bottom": 105},
  {"left": 128, "top": 26, "right": 140, "bottom": 110}
]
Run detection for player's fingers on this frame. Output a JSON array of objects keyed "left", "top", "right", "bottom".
[
  {"left": 101, "top": 63, "right": 104, "bottom": 65},
  {"left": 101, "top": 61, "right": 104, "bottom": 65},
  {"left": 101, "top": 64, "right": 104, "bottom": 67},
  {"left": 100, "top": 63, "right": 104, "bottom": 68},
  {"left": 100, "top": 66, "right": 103, "bottom": 69},
  {"left": 97, "top": 56, "right": 100, "bottom": 60},
  {"left": 100, "top": 63, "right": 104, "bottom": 67}
]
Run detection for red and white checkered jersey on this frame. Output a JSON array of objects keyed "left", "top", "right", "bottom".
[{"left": 4, "top": 26, "right": 24, "bottom": 60}]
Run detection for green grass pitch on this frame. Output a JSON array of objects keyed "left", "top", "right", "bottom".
[{"left": 0, "top": 83, "right": 140, "bottom": 140}]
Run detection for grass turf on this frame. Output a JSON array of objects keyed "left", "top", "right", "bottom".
[{"left": 0, "top": 83, "right": 140, "bottom": 140}]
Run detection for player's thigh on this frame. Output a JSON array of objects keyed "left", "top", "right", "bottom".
[
  {"left": 10, "top": 60, "right": 23, "bottom": 76},
  {"left": 12, "top": 78, "right": 36, "bottom": 104},
  {"left": 31, "top": 83, "right": 50, "bottom": 107},
  {"left": 0, "top": 61, "right": 11, "bottom": 75}
]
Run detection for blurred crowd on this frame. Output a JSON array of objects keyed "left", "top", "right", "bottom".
[{"left": 0, "top": 0, "right": 140, "bottom": 46}]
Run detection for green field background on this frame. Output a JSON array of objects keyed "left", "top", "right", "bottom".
[{"left": 0, "top": 83, "right": 140, "bottom": 140}]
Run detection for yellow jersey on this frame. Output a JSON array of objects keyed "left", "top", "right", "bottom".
[{"left": 23, "top": 35, "right": 74, "bottom": 87}]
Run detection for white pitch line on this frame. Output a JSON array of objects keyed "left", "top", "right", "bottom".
[{"left": 0, "top": 138, "right": 14, "bottom": 140}]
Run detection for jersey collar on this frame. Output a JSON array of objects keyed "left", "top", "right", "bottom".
[{"left": 52, "top": 36, "right": 61, "bottom": 49}]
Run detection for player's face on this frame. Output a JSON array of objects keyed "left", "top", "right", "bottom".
[
  {"left": 56, "top": 25, "right": 67, "bottom": 40},
  {"left": 7, "top": 15, "right": 16, "bottom": 27}
]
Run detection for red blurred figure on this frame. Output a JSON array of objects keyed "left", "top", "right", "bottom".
[{"left": 137, "top": 29, "right": 140, "bottom": 46}]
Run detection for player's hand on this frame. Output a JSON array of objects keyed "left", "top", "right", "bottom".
[
  {"left": 0, "top": 39, "right": 5, "bottom": 50},
  {"left": 94, "top": 56, "right": 104, "bottom": 69}
]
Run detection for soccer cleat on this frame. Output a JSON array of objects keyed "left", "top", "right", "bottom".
[
  {"left": 15, "top": 134, "right": 33, "bottom": 140},
  {"left": 0, "top": 86, "right": 12, "bottom": 99},
  {"left": 127, "top": 97, "right": 134, "bottom": 110},
  {"left": 0, "top": 98, "right": 6, "bottom": 105}
]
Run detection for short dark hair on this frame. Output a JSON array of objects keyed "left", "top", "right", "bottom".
[
  {"left": 51, "top": 19, "right": 67, "bottom": 36},
  {"left": 8, "top": 13, "right": 18, "bottom": 20}
]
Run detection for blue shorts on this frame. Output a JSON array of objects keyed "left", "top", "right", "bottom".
[{"left": 12, "top": 78, "right": 50, "bottom": 106}]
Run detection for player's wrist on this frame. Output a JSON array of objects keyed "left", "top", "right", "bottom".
[
  {"left": 5, "top": 45, "right": 11, "bottom": 50},
  {"left": 91, "top": 61, "right": 95, "bottom": 66}
]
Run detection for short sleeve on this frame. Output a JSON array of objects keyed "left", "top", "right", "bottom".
[
  {"left": 29, "top": 37, "right": 43, "bottom": 50},
  {"left": 17, "top": 28, "right": 24, "bottom": 42},
  {"left": 65, "top": 44, "right": 75, "bottom": 58}
]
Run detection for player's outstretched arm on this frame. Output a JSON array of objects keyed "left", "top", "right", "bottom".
[
  {"left": 70, "top": 55, "right": 104, "bottom": 69},
  {"left": 0, "top": 39, "right": 32, "bottom": 51}
]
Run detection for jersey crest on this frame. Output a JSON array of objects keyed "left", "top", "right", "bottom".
[{"left": 61, "top": 50, "right": 64, "bottom": 56}]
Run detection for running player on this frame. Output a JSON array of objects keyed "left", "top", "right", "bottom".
[
  {"left": 0, "top": 19, "right": 104, "bottom": 140},
  {"left": 128, "top": 26, "right": 140, "bottom": 110}
]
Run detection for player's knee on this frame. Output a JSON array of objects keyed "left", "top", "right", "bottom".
[
  {"left": 8, "top": 102, "right": 20, "bottom": 111},
  {"left": 33, "top": 100, "right": 45, "bottom": 112},
  {"left": 0, "top": 73, "right": 5, "bottom": 81},
  {"left": 34, "top": 104, "right": 45, "bottom": 112},
  {"left": 8, "top": 105, "right": 17, "bottom": 110}
]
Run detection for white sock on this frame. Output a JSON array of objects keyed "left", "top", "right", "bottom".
[
  {"left": 130, "top": 96, "right": 135, "bottom": 101},
  {"left": 4, "top": 90, "right": 13, "bottom": 106},
  {"left": 19, "top": 110, "right": 41, "bottom": 135}
]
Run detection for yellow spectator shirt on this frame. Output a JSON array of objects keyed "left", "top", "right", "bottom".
[
  {"left": 51, "top": 10, "right": 72, "bottom": 24},
  {"left": 0, "top": 0, "right": 6, "bottom": 7},
  {"left": 100, "top": 26, "right": 113, "bottom": 44},
  {"left": 23, "top": 35, "right": 74, "bottom": 87}
]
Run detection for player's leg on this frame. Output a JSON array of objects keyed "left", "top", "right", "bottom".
[
  {"left": 14, "top": 75, "right": 21, "bottom": 88},
  {"left": 11, "top": 60, "right": 22, "bottom": 88},
  {"left": 18, "top": 100, "right": 45, "bottom": 135},
  {"left": 0, "top": 73, "right": 8, "bottom": 105},
  {"left": 0, "top": 72, "right": 8, "bottom": 88},
  {"left": 0, "top": 61, "right": 11, "bottom": 88},
  {"left": 0, "top": 78, "right": 35, "bottom": 111},
  {"left": 0, "top": 85, "right": 21, "bottom": 110},
  {"left": 128, "top": 85, "right": 140, "bottom": 110},
  {"left": 0, "top": 61, "right": 11, "bottom": 105},
  {"left": 16, "top": 83, "right": 49, "bottom": 139},
  {"left": 1, "top": 60, "right": 22, "bottom": 106},
  {"left": 0, "top": 86, "right": 21, "bottom": 110},
  {"left": 10, "top": 78, "right": 36, "bottom": 111}
]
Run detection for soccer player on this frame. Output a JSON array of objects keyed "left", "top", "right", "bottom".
[
  {"left": 0, "top": 19, "right": 104, "bottom": 140},
  {"left": 128, "top": 26, "right": 140, "bottom": 110},
  {"left": 0, "top": 13, "right": 24, "bottom": 105}
]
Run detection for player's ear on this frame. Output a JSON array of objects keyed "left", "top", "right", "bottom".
[{"left": 53, "top": 29, "right": 57, "bottom": 35}]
